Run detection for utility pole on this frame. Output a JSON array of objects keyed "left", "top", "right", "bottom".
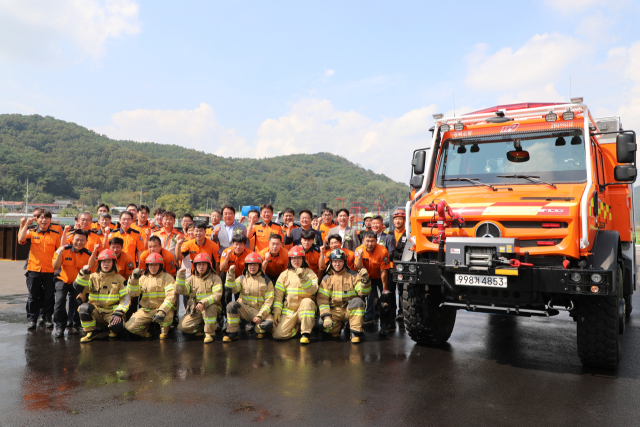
[
  {"left": 25, "top": 178, "right": 29, "bottom": 215},
  {"left": 139, "top": 188, "right": 143, "bottom": 206}
]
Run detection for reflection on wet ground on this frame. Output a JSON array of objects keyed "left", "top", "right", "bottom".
[{"left": 2, "top": 295, "right": 640, "bottom": 426}]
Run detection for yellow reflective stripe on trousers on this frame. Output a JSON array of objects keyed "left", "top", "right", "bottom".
[
  {"left": 227, "top": 317, "right": 240, "bottom": 324},
  {"left": 299, "top": 310, "right": 315, "bottom": 318},
  {"left": 203, "top": 317, "right": 217, "bottom": 324},
  {"left": 349, "top": 308, "right": 365, "bottom": 316},
  {"left": 81, "top": 320, "right": 96, "bottom": 327}
]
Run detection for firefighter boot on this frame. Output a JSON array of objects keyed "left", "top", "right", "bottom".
[
  {"left": 80, "top": 331, "right": 99, "bottom": 343},
  {"left": 300, "top": 333, "right": 311, "bottom": 344},
  {"left": 204, "top": 334, "right": 214, "bottom": 343},
  {"left": 223, "top": 332, "right": 238, "bottom": 342}
]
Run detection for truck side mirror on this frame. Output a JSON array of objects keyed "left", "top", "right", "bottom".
[
  {"left": 410, "top": 175, "right": 424, "bottom": 189},
  {"left": 616, "top": 133, "right": 636, "bottom": 163},
  {"left": 412, "top": 151, "right": 427, "bottom": 175},
  {"left": 614, "top": 165, "right": 637, "bottom": 182}
]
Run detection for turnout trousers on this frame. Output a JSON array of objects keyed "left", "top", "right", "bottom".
[
  {"left": 178, "top": 304, "right": 219, "bottom": 335},
  {"left": 226, "top": 301, "right": 274, "bottom": 334},
  {"left": 323, "top": 301, "right": 365, "bottom": 335},
  {"left": 272, "top": 298, "right": 316, "bottom": 339},
  {"left": 81, "top": 307, "right": 114, "bottom": 332},
  {"left": 125, "top": 308, "right": 175, "bottom": 336}
]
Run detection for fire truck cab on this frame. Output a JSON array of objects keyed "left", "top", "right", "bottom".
[{"left": 396, "top": 99, "right": 637, "bottom": 369}]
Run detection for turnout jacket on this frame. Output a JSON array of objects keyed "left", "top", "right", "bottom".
[
  {"left": 174, "top": 269, "right": 223, "bottom": 308},
  {"left": 127, "top": 270, "right": 177, "bottom": 314},
  {"left": 74, "top": 269, "right": 128, "bottom": 314},
  {"left": 317, "top": 268, "right": 371, "bottom": 319},
  {"left": 225, "top": 270, "right": 275, "bottom": 320},
  {"left": 273, "top": 268, "right": 318, "bottom": 316}
]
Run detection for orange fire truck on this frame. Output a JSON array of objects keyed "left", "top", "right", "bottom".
[{"left": 396, "top": 99, "right": 637, "bottom": 368}]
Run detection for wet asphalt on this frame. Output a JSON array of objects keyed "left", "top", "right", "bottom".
[{"left": 2, "top": 263, "right": 640, "bottom": 426}]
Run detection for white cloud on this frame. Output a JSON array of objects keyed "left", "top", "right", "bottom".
[
  {"left": 618, "top": 42, "right": 640, "bottom": 131},
  {"left": 324, "top": 69, "right": 335, "bottom": 77},
  {"left": 544, "top": 0, "right": 608, "bottom": 13},
  {"left": 0, "top": 0, "right": 140, "bottom": 66},
  {"left": 254, "top": 99, "right": 437, "bottom": 182},
  {"left": 466, "top": 33, "right": 588, "bottom": 93},
  {"left": 94, "top": 102, "right": 248, "bottom": 156}
]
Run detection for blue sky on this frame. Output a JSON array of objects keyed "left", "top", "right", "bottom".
[{"left": 1, "top": 0, "right": 639, "bottom": 182}]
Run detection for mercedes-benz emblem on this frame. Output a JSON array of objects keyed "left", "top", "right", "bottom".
[{"left": 475, "top": 222, "right": 501, "bottom": 238}]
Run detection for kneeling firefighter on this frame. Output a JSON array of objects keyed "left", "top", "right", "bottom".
[
  {"left": 317, "top": 249, "right": 371, "bottom": 343},
  {"left": 175, "top": 253, "right": 223, "bottom": 343},
  {"left": 223, "top": 252, "right": 275, "bottom": 342},
  {"left": 74, "top": 249, "right": 128, "bottom": 343},
  {"left": 272, "top": 246, "right": 319, "bottom": 344},
  {"left": 125, "top": 253, "right": 177, "bottom": 339}
]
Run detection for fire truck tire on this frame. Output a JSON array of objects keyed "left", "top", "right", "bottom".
[
  {"left": 625, "top": 297, "right": 632, "bottom": 317},
  {"left": 576, "top": 295, "right": 621, "bottom": 369},
  {"left": 402, "top": 283, "right": 456, "bottom": 345}
]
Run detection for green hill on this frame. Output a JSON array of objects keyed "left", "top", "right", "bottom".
[{"left": 0, "top": 114, "right": 409, "bottom": 214}]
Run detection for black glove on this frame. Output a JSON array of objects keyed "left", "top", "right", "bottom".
[{"left": 151, "top": 310, "right": 165, "bottom": 323}]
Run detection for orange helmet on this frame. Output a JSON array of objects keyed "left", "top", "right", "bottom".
[
  {"left": 288, "top": 246, "right": 305, "bottom": 258},
  {"left": 393, "top": 209, "right": 406, "bottom": 218},
  {"left": 97, "top": 249, "right": 117, "bottom": 261},
  {"left": 146, "top": 252, "right": 164, "bottom": 264},
  {"left": 193, "top": 253, "right": 212, "bottom": 268},
  {"left": 244, "top": 252, "right": 263, "bottom": 264}
]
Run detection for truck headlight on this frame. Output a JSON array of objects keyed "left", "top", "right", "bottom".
[
  {"left": 408, "top": 265, "right": 416, "bottom": 273},
  {"left": 590, "top": 273, "right": 603, "bottom": 283},
  {"left": 570, "top": 273, "right": 581, "bottom": 282},
  {"left": 396, "top": 264, "right": 404, "bottom": 272}
]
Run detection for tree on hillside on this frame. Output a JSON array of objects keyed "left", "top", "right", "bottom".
[{"left": 156, "top": 194, "right": 193, "bottom": 216}]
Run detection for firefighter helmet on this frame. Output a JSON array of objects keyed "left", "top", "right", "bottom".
[
  {"left": 146, "top": 252, "right": 164, "bottom": 264},
  {"left": 244, "top": 252, "right": 263, "bottom": 264},
  {"left": 97, "top": 249, "right": 117, "bottom": 261},
  {"left": 328, "top": 249, "right": 347, "bottom": 261},
  {"left": 193, "top": 253, "right": 212, "bottom": 268},
  {"left": 363, "top": 212, "right": 374, "bottom": 220},
  {"left": 288, "top": 246, "right": 305, "bottom": 258}
]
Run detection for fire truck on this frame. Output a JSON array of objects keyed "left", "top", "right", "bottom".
[{"left": 395, "top": 99, "right": 637, "bottom": 368}]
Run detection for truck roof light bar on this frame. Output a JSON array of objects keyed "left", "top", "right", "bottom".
[
  {"left": 545, "top": 111, "right": 557, "bottom": 122},
  {"left": 571, "top": 97, "right": 584, "bottom": 104}
]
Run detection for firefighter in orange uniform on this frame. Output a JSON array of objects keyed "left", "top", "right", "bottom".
[
  {"left": 247, "top": 204, "right": 284, "bottom": 253},
  {"left": 322, "top": 235, "right": 356, "bottom": 270},
  {"left": 355, "top": 230, "right": 392, "bottom": 334},
  {"left": 52, "top": 229, "right": 94, "bottom": 337},
  {"left": 153, "top": 210, "right": 183, "bottom": 253},
  {"left": 176, "top": 222, "right": 219, "bottom": 272},
  {"left": 300, "top": 228, "right": 324, "bottom": 280},
  {"left": 140, "top": 236, "right": 178, "bottom": 276},
  {"left": 108, "top": 211, "right": 145, "bottom": 263},
  {"left": 18, "top": 210, "right": 61, "bottom": 329},
  {"left": 318, "top": 208, "right": 337, "bottom": 242},
  {"left": 259, "top": 234, "right": 289, "bottom": 283}
]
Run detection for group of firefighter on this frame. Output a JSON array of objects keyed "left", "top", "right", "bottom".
[{"left": 17, "top": 202, "right": 408, "bottom": 344}]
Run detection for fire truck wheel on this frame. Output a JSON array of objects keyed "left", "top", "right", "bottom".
[
  {"left": 402, "top": 283, "right": 456, "bottom": 345},
  {"left": 577, "top": 294, "right": 621, "bottom": 369},
  {"left": 625, "top": 297, "right": 632, "bottom": 317}
]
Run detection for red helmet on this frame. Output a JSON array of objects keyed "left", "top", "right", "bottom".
[
  {"left": 393, "top": 209, "right": 406, "bottom": 218},
  {"left": 146, "top": 252, "right": 164, "bottom": 265},
  {"left": 97, "top": 249, "right": 117, "bottom": 261},
  {"left": 244, "top": 252, "right": 263, "bottom": 264},
  {"left": 288, "top": 245, "right": 305, "bottom": 258},
  {"left": 193, "top": 253, "right": 212, "bottom": 268}
]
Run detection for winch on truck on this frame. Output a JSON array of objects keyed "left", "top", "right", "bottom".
[{"left": 396, "top": 99, "right": 637, "bottom": 369}]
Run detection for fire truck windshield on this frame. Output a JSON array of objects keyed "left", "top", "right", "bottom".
[{"left": 435, "top": 129, "right": 587, "bottom": 187}]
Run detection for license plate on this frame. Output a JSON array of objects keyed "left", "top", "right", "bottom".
[{"left": 455, "top": 274, "right": 507, "bottom": 287}]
